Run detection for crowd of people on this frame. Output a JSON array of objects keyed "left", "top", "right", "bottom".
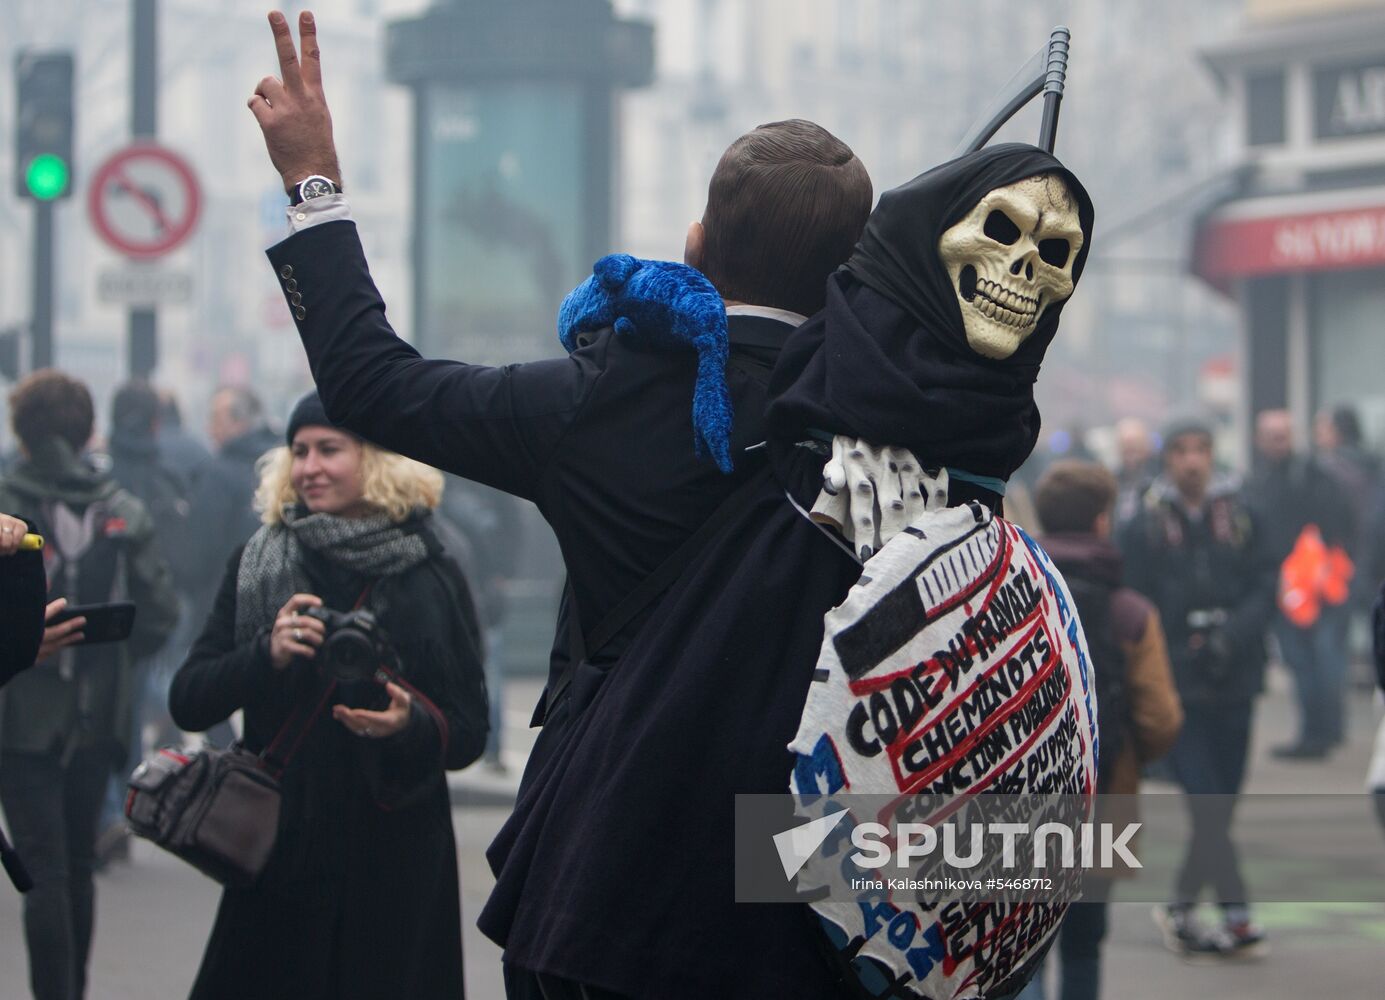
[{"left": 8, "top": 379, "right": 1384, "bottom": 998}]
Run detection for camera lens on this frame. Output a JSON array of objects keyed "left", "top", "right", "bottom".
[{"left": 325, "top": 630, "right": 375, "bottom": 683}]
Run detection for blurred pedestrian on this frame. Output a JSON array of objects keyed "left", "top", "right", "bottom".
[
  {"left": 1315, "top": 404, "right": 1378, "bottom": 534},
  {"left": 169, "top": 392, "right": 486, "bottom": 1000},
  {"left": 1247, "top": 409, "right": 1356, "bottom": 758},
  {"left": 1113, "top": 416, "right": 1158, "bottom": 528},
  {"left": 1018, "top": 461, "right": 1182, "bottom": 1000},
  {"left": 1316, "top": 404, "right": 1381, "bottom": 621},
  {"left": 100, "top": 380, "right": 199, "bottom": 863},
  {"left": 155, "top": 389, "right": 212, "bottom": 493},
  {"left": 184, "top": 387, "right": 279, "bottom": 626},
  {"left": 1122, "top": 416, "right": 1276, "bottom": 959},
  {"left": 0, "top": 370, "right": 178, "bottom": 1000}
]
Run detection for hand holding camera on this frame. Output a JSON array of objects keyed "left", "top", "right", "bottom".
[
  {"left": 270, "top": 593, "right": 326, "bottom": 669},
  {"left": 268, "top": 593, "right": 410, "bottom": 738}
]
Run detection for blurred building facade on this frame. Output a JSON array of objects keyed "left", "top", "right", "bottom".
[
  {"left": 3, "top": 0, "right": 1249, "bottom": 451},
  {"left": 1193, "top": 0, "right": 1385, "bottom": 454}
]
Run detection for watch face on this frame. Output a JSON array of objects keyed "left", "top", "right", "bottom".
[{"left": 300, "top": 176, "right": 335, "bottom": 200}]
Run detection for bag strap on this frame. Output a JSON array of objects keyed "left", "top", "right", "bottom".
[
  {"left": 549, "top": 464, "right": 771, "bottom": 711},
  {"left": 258, "top": 583, "right": 373, "bottom": 776}
]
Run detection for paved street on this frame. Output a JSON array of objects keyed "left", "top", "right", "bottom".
[{"left": 2, "top": 670, "right": 1383, "bottom": 999}]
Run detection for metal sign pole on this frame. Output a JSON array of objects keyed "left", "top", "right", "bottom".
[
  {"left": 31, "top": 200, "right": 54, "bottom": 370},
  {"left": 129, "top": 0, "right": 158, "bottom": 377}
]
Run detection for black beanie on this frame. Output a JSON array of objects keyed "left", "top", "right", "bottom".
[{"left": 285, "top": 391, "right": 355, "bottom": 445}]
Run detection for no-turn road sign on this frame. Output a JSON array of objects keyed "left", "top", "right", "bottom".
[{"left": 88, "top": 143, "right": 201, "bottom": 259}]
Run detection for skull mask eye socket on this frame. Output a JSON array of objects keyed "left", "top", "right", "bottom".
[
  {"left": 983, "top": 210, "right": 1021, "bottom": 245},
  {"left": 1038, "top": 238, "right": 1070, "bottom": 267}
]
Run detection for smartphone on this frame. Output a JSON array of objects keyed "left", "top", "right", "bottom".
[{"left": 48, "top": 601, "right": 137, "bottom": 645}]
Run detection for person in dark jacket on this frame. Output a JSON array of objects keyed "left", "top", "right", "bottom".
[
  {"left": 479, "top": 145, "right": 1095, "bottom": 999},
  {"left": 155, "top": 390, "right": 212, "bottom": 492},
  {"left": 1020, "top": 460, "right": 1182, "bottom": 1000},
  {"left": 1, "top": 512, "right": 47, "bottom": 688},
  {"left": 250, "top": 19, "right": 876, "bottom": 996},
  {"left": 183, "top": 386, "right": 280, "bottom": 624},
  {"left": 0, "top": 370, "right": 178, "bottom": 1000},
  {"left": 99, "top": 381, "right": 201, "bottom": 862},
  {"left": 1121, "top": 417, "right": 1276, "bottom": 960},
  {"left": 169, "top": 392, "right": 487, "bottom": 1000},
  {"left": 1247, "top": 408, "right": 1357, "bottom": 758}
]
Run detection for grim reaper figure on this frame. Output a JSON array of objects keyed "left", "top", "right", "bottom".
[{"left": 480, "top": 137, "right": 1097, "bottom": 1000}]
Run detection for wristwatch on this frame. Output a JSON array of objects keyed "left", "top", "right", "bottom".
[{"left": 289, "top": 174, "right": 341, "bottom": 205}]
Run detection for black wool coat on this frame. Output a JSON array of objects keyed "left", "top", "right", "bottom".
[
  {"left": 0, "top": 519, "right": 45, "bottom": 689},
  {"left": 479, "top": 443, "right": 861, "bottom": 999},
  {"left": 169, "top": 527, "right": 487, "bottom": 1000}
]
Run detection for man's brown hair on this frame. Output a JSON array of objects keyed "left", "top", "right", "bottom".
[
  {"left": 701, "top": 120, "right": 872, "bottom": 317},
  {"left": 10, "top": 369, "right": 94, "bottom": 453},
  {"left": 1034, "top": 459, "right": 1118, "bottom": 534}
]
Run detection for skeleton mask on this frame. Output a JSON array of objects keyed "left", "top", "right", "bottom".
[{"left": 938, "top": 173, "right": 1083, "bottom": 360}]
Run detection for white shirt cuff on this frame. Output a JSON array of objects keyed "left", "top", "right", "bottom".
[{"left": 285, "top": 193, "right": 353, "bottom": 232}]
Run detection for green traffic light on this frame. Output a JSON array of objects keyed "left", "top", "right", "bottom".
[{"left": 25, "top": 153, "right": 70, "bottom": 201}]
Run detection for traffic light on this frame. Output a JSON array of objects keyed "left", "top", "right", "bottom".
[{"left": 14, "top": 52, "right": 74, "bottom": 201}]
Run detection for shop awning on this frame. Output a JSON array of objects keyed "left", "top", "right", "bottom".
[{"left": 1193, "top": 187, "right": 1385, "bottom": 292}]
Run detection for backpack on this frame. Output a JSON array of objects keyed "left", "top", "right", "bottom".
[{"left": 1059, "top": 573, "right": 1127, "bottom": 793}]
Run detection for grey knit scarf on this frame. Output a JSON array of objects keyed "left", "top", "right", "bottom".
[{"left": 234, "top": 506, "right": 431, "bottom": 644}]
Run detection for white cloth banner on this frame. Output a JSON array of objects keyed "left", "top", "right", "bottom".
[{"left": 789, "top": 503, "right": 1099, "bottom": 998}]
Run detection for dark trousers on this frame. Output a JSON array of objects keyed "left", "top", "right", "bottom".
[
  {"left": 1014, "top": 879, "right": 1111, "bottom": 1000},
  {"left": 1276, "top": 606, "right": 1349, "bottom": 747},
  {"left": 1167, "top": 700, "right": 1253, "bottom": 909},
  {"left": 0, "top": 747, "right": 111, "bottom": 1000}
]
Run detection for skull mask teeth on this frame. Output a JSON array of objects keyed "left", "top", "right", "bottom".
[{"left": 938, "top": 173, "right": 1083, "bottom": 360}]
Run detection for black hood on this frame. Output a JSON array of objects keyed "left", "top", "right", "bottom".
[{"left": 767, "top": 143, "right": 1095, "bottom": 484}]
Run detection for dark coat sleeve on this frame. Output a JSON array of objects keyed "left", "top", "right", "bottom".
[
  {"left": 265, "top": 221, "right": 601, "bottom": 502},
  {"left": 169, "top": 547, "right": 285, "bottom": 733},
  {"left": 1, "top": 518, "right": 46, "bottom": 688}
]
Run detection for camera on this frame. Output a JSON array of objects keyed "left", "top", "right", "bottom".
[{"left": 301, "top": 608, "right": 393, "bottom": 683}]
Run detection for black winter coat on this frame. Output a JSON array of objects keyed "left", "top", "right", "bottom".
[
  {"left": 0, "top": 517, "right": 45, "bottom": 688},
  {"left": 169, "top": 525, "right": 487, "bottom": 1000},
  {"left": 480, "top": 445, "right": 860, "bottom": 999},
  {"left": 1120, "top": 479, "right": 1277, "bottom": 705}
]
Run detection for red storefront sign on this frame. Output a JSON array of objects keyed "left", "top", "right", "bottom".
[{"left": 1194, "top": 200, "right": 1385, "bottom": 291}]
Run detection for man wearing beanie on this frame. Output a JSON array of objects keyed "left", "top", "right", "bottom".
[{"left": 1119, "top": 417, "right": 1276, "bottom": 960}]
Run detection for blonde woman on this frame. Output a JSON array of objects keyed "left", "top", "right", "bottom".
[{"left": 170, "top": 392, "right": 487, "bottom": 1000}]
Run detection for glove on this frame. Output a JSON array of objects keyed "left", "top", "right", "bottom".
[{"left": 809, "top": 436, "right": 948, "bottom": 561}]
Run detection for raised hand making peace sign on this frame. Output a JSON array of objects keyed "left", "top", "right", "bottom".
[{"left": 247, "top": 10, "right": 341, "bottom": 195}]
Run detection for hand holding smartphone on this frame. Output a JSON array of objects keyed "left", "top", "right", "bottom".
[{"left": 47, "top": 601, "right": 138, "bottom": 646}]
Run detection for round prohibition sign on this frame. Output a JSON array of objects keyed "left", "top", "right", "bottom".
[{"left": 88, "top": 143, "right": 202, "bottom": 258}]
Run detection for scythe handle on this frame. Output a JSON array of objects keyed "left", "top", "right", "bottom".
[{"left": 1037, "top": 26, "right": 1070, "bottom": 153}]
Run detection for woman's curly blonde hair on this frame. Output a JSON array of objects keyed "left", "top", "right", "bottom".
[{"left": 253, "top": 437, "right": 444, "bottom": 525}]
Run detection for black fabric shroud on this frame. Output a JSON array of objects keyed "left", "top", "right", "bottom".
[{"left": 767, "top": 143, "right": 1095, "bottom": 483}]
